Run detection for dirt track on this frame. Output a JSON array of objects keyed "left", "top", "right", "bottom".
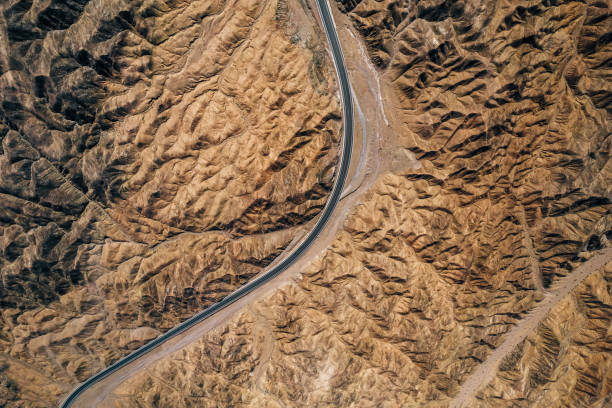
[{"left": 450, "top": 248, "right": 612, "bottom": 408}]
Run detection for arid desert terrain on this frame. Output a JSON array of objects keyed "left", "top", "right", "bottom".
[{"left": 0, "top": 0, "right": 611, "bottom": 407}]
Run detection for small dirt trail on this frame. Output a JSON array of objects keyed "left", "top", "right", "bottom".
[
  {"left": 251, "top": 309, "right": 274, "bottom": 392},
  {"left": 450, "top": 247, "right": 612, "bottom": 408},
  {"left": 517, "top": 206, "right": 544, "bottom": 293},
  {"left": 251, "top": 309, "right": 288, "bottom": 408}
]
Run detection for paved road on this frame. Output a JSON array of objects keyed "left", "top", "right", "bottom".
[{"left": 60, "top": 1, "right": 353, "bottom": 406}]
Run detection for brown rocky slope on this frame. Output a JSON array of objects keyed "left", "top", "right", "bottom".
[
  {"left": 0, "top": 0, "right": 341, "bottom": 405},
  {"left": 106, "top": 0, "right": 612, "bottom": 407}
]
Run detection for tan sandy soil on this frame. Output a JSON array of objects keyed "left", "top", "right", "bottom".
[
  {"left": 95, "top": 0, "right": 612, "bottom": 407},
  {"left": 451, "top": 248, "right": 612, "bottom": 407},
  {"left": 1, "top": 0, "right": 611, "bottom": 406},
  {"left": 0, "top": 0, "right": 341, "bottom": 405}
]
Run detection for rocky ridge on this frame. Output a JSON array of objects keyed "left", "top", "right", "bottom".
[
  {"left": 0, "top": 0, "right": 340, "bottom": 405},
  {"left": 107, "top": 0, "right": 612, "bottom": 407}
]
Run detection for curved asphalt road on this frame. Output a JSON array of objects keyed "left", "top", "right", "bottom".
[{"left": 60, "top": 1, "right": 352, "bottom": 406}]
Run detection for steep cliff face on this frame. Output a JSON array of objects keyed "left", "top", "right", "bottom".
[
  {"left": 0, "top": 0, "right": 340, "bottom": 405},
  {"left": 107, "top": 0, "right": 612, "bottom": 407}
]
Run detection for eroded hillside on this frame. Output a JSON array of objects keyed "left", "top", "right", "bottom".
[
  {"left": 104, "top": 0, "right": 612, "bottom": 407},
  {"left": 0, "top": 0, "right": 341, "bottom": 405}
]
